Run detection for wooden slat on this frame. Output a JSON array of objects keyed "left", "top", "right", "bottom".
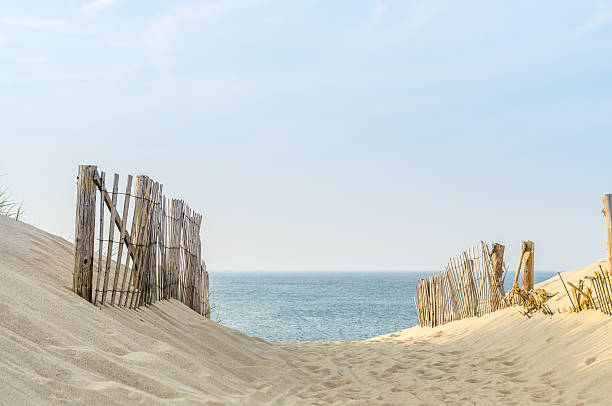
[
  {"left": 159, "top": 197, "right": 165, "bottom": 300},
  {"left": 111, "top": 175, "right": 132, "bottom": 306},
  {"left": 178, "top": 200, "right": 185, "bottom": 302},
  {"left": 93, "top": 171, "right": 105, "bottom": 306},
  {"left": 162, "top": 196, "right": 169, "bottom": 300},
  {"left": 153, "top": 185, "right": 163, "bottom": 304},
  {"left": 101, "top": 173, "right": 119, "bottom": 305}
]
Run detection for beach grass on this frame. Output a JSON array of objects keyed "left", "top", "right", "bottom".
[{"left": 0, "top": 185, "right": 24, "bottom": 220}]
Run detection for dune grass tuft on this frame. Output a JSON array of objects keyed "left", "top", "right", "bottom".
[{"left": 0, "top": 186, "right": 24, "bottom": 220}]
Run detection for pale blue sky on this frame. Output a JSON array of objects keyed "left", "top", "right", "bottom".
[{"left": 1, "top": 1, "right": 612, "bottom": 271}]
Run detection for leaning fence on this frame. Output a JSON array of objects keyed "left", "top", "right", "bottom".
[
  {"left": 72, "top": 165, "right": 210, "bottom": 317},
  {"left": 416, "top": 242, "right": 506, "bottom": 327},
  {"left": 558, "top": 266, "right": 612, "bottom": 315},
  {"left": 586, "top": 268, "right": 612, "bottom": 314},
  {"left": 553, "top": 194, "right": 612, "bottom": 315}
]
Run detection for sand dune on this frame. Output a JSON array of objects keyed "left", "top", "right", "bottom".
[{"left": 1, "top": 214, "right": 611, "bottom": 405}]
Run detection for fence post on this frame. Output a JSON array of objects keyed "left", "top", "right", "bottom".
[
  {"left": 522, "top": 240, "right": 535, "bottom": 291},
  {"left": 603, "top": 194, "right": 612, "bottom": 271},
  {"left": 490, "top": 243, "right": 505, "bottom": 282},
  {"left": 73, "top": 165, "right": 97, "bottom": 302}
]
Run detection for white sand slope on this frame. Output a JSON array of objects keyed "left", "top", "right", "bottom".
[{"left": 1, "top": 214, "right": 611, "bottom": 405}]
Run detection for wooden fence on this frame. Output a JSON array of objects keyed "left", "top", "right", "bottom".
[
  {"left": 72, "top": 165, "right": 210, "bottom": 317},
  {"left": 567, "top": 195, "right": 612, "bottom": 315},
  {"left": 587, "top": 268, "right": 612, "bottom": 314},
  {"left": 416, "top": 242, "right": 506, "bottom": 327},
  {"left": 560, "top": 266, "right": 612, "bottom": 315}
]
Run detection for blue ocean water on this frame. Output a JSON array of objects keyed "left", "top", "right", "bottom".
[{"left": 210, "top": 271, "right": 558, "bottom": 342}]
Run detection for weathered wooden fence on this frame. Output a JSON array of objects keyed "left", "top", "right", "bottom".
[
  {"left": 72, "top": 165, "right": 210, "bottom": 317},
  {"left": 563, "top": 195, "right": 612, "bottom": 315},
  {"left": 416, "top": 242, "right": 506, "bottom": 327},
  {"left": 587, "top": 194, "right": 612, "bottom": 314},
  {"left": 586, "top": 268, "right": 612, "bottom": 314}
]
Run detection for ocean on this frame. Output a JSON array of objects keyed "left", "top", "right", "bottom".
[{"left": 210, "top": 271, "right": 558, "bottom": 342}]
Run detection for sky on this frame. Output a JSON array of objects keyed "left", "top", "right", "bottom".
[{"left": 1, "top": 0, "right": 612, "bottom": 271}]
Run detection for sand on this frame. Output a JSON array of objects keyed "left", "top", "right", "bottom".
[{"left": 1, "top": 214, "right": 611, "bottom": 405}]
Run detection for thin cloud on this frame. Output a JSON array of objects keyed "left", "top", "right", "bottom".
[
  {"left": 0, "top": 16, "right": 74, "bottom": 32},
  {"left": 575, "top": 1, "right": 612, "bottom": 32},
  {"left": 143, "top": 0, "right": 267, "bottom": 70},
  {"left": 83, "top": 0, "right": 117, "bottom": 12},
  {"left": 0, "top": 65, "right": 139, "bottom": 87},
  {"left": 18, "top": 56, "right": 47, "bottom": 64},
  {"left": 144, "top": 0, "right": 245, "bottom": 51},
  {"left": 369, "top": 1, "right": 388, "bottom": 26}
]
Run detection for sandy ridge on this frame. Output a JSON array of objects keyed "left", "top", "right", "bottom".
[{"left": 1, "top": 214, "right": 611, "bottom": 405}]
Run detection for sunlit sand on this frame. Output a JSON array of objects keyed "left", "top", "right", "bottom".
[{"left": 1, "top": 214, "right": 610, "bottom": 405}]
